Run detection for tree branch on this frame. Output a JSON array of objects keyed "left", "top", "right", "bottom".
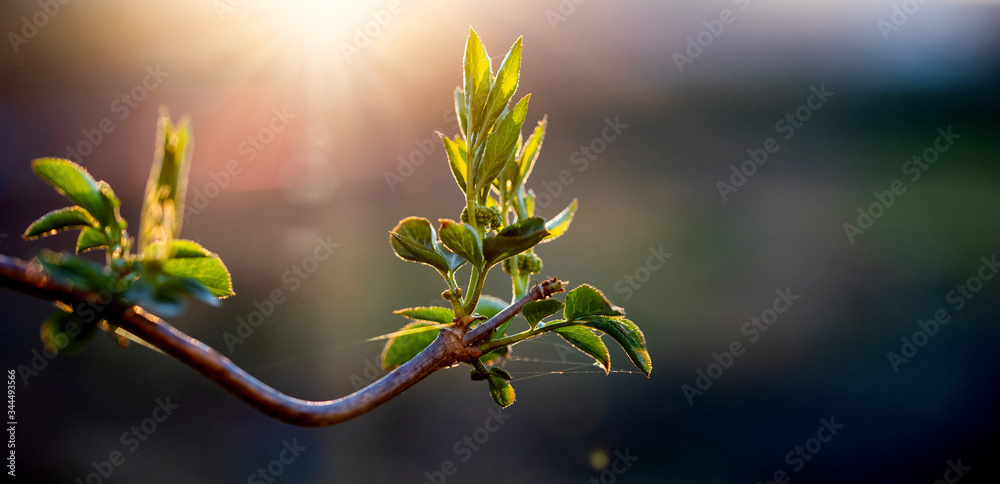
[{"left": 0, "top": 254, "right": 562, "bottom": 427}]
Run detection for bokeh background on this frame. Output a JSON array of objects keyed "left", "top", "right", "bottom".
[{"left": 1, "top": 1, "right": 999, "bottom": 482}]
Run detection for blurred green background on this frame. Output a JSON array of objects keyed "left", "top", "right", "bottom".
[{"left": 1, "top": 0, "right": 998, "bottom": 482}]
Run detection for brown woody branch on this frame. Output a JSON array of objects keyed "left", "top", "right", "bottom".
[{"left": 0, "top": 254, "right": 563, "bottom": 427}]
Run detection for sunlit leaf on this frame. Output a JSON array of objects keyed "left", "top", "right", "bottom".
[
  {"left": 31, "top": 158, "right": 109, "bottom": 227},
  {"left": 381, "top": 321, "right": 441, "bottom": 370},
  {"left": 440, "top": 134, "right": 468, "bottom": 194},
  {"left": 482, "top": 36, "right": 523, "bottom": 134},
  {"left": 552, "top": 326, "right": 610, "bottom": 374},
  {"left": 563, "top": 284, "right": 624, "bottom": 322},
  {"left": 76, "top": 227, "right": 109, "bottom": 254},
  {"left": 159, "top": 240, "right": 234, "bottom": 298},
  {"left": 482, "top": 216, "right": 549, "bottom": 268},
  {"left": 541, "top": 198, "right": 577, "bottom": 243},
  {"left": 139, "top": 113, "right": 192, "bottom": 254},
  {"left": 23, "top": 207, "right": 97, "bottom": 240},
  {"left": 577, "top": 316, "right": 651, "bottom": 377},
  {"left": 479, "top": 95, "right": 530, "bottom": 192},
  {"left": 522, "top": 299, "right": 563, "bottom": 328},
  {"left": 515, "top": 116, "right": 547, "bottom": 189},
  {"left": 439, "top": 219, "right": 484, "bottom": 268},
  {"left": 464, "top": 28, "right": 492, "bottom": 137},
  {"left": 390, "top": 217, "right": 464, "bottom": 275},
  {"left": 394, "top": 306, "right": 455, "bottom": 325}
]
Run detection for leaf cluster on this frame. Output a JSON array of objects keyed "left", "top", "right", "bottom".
[
  {"left": 22, "top": 111, "right": 234, "bottom": 353},
  {"left": 384, "top": 29, "right": 650, "bottom": 408}
]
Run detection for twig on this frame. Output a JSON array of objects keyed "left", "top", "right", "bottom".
[{"left": 0, "top": 254, "right": 562, "bottom": 427}]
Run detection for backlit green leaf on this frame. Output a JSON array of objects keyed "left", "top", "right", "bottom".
[
  {"left": 552, "top": 326, "right": 610, "bottom": 374},
  {"left": 515, "top": 116, "right": 547, "bottom": 189},
  {"left": 482, "top": 216, "right": 549, "bottom": 268},
  {"left": 479, "top": 94, "right": 530, "bottom": 192},
  {"left": 482, "top": 37, "right": 523, "bottom": 134},
  {"left": 464, "top": 28, "right": 492, "bottom": 137},
  {"left": 440, "top": 134, "right": 468, "bottom": 194},
  {"left": 76, "top": 227, "right": 108, "bottom": 254},
  {"left": 31, "top": 158, "right": 109, "bottom": 227},
  {"left": 160, "top": 247, "right": 234, "bottom": 298},
  {"left": 381, "top": 322, "right": 441, "bottom": 370},
  {"left": 541, "top": 198, "right": 577, "bottom": 243},
  {"left": 439, "top": 219, "right": 484, "bottom": 268},
  {"left": 454, "top": 88, "right": 469, "bottom": 139},
  {"left": 522, "top": 299, "right": 563, "bottom": 328},
  {"left": 23, "top": 206, "right": 97, "bottom": 240},
  {"left": 390, "top": 217, "right": 464, "bottom": 274},
  {"left": 563, "top": 284, "right": 624, "bottom": 322},
  {"left": 578, "top": 316, "right": 651, "bottom": 377},
  {"left": 394, "top": 306, "right": 455, "bottom": 325},
  {"left": 139, "top": 113, "right": 192, "bottom": 253}
]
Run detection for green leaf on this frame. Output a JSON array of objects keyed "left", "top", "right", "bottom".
[
  {"left": 124, "top": 272, "right": 217, "bottom": 318},
  {"left": 514, "top": 116, "right": 547, "bottom": 189},
  {"left": 390, "top": 217, "right": 464, "bottom": 275},
  {"left": 381, "top": 322, "right": 441, "bottom": 370},
  {"left": 481, "top": 36, "right": 523, "bottom": 135},
  {"left": 139, "top": 113, "right": 192, "bottom": 253},
  {"left": 522, "top": 299, "right": 564, "bottom": 328},
  {"left": 454, "top": 88, "right": 469, "bottom": 139},
  {"left": 440, "top": 134, "right": 468, "bottom": 194},
  {"left": 487, "top": 375, "right": 516, "bottom": 407},
  {"left": 31, "top": 158, "right": 109, "bottom": 226},
  {"left": 563, "top": 284, "right": 624, "bottom": 322},
  {"left": 40, "top": 309, "right": 99, "bottom": 355},
  {"left": 478, "top": 94, "right": 530, "bottom": 192},
  {"left": 394, "top": 306, "right": 455, "bottom": 325},
  {"left": 541, "top": 198, "right": 578, "bottom": 243},
  {"left": 96, "top": 181, "right": 127, "bottom": 246},
  {"left": 439, "top": 219, "right": 484, "bottom": 268},
  {"left": 23, "top": 206, "right": 97, "bottom": 240},
  {"left": 578, "top": 316, "right": 651, "bottom": 377},
  {"left": 159, "top": 241, "right": 234, "bottom": 298},
  {"left": 482, "top": 217, "right": 549, "bottom": 268},
  {"left": 552, "top": 326, "right": 610, "bottom": 374},
  {"left": 463, "top": 28, "right": 492, "bottom": 138},
  {"left": 76, "top": 227, "right": 109, "bottom": 253},
  {"left": 36, "top": 251, "right": 117, "bottom": 292}
]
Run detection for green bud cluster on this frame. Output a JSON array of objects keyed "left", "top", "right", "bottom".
[
  {"left": 461, "top": 205, "right": 503, "bottom": 231},
  {"left": 502, "top": 252, "right": 542, "bottom": 275}
]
